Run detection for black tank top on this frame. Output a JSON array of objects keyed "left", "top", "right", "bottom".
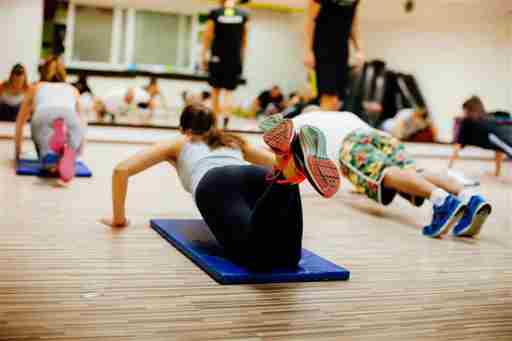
[
  {"left": 313, "top": 0, "right": 359, "bottom": 59},
  {"left": 209, "top": 7, "right": 249, "bottom": 64}
]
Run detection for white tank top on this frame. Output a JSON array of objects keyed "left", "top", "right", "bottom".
[
  {"left": 34, "top": 83, "right": 76, "bottom": 113},
  {"left": 0, "top": 90, "right": 24, "bottom": 106},
  {"left": 176, "top": 141, "right": 247, "bottom": 198},
  {"left": 292, "top": 111, "right": 372, "bottom": 162}
]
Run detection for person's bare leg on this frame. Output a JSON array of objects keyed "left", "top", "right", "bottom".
[
  {"left": 319, "top": 94, "right": 340, "bottom": 111},
  {"left": 211, "top": 87, "right": 221, "bottom": 125},
  {"left": 382, "top": 167, "right": 437, "bottom": 198},
  {"left": 223, "top": 90, "right": 233, "bottom": 129},
  {"left": 420, "top": 170, "right": 464, "bottom": 196}
]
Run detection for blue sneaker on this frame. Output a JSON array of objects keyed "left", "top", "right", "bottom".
[
  {"left": 453, "top": 195, "right": 492, "bottom": 237},
  {"left": 41, "top": 152, "right": 60, "bottom": 171},
  {"left": 423, "top": 195, "right": 466, "bottom": 238}
]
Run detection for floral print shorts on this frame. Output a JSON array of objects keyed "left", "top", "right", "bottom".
[{"left": 339, "top": 129, "right": 415, "bottom": 205}]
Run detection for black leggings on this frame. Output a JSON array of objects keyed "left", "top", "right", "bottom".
[{"left": 195, "top": 165, "right": 303, "bottom": 271}]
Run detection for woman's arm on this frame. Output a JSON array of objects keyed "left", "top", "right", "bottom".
[
  {"left": 304, "top": 0, "right": 320, "bottom": 70},
  {"left": 495, "top": 151, "right": 505, "bottom": 177},
  {"left": 201, "top": 20, "right": 215, "bottom": 71},
  {"left": 242, "top": 21, "right": 249, "bottom": 62},
  {"left": 448, "top": 144, "right": 462, "bottom": 168},
  {"left": 14, "top": 86, "right": 36, "bottom": 160},
  {"left": 102, "top": 139, "right": 185, "bottom": 228},
  {"left": 242, "top": 143, "right": 276, "bottom": 168},
  {"left": 350, "top": 3, "right": 364, "bottom": 68}
]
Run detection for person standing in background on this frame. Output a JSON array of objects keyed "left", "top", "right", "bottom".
[
  {"left": 304, "top": 0, "right": 364, "bottom": 111},
  {"left": 202, "top": 0, "right": 249, "bottom": 129}
]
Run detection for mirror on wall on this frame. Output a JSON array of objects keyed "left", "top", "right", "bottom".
[
  {"left": 39, "top": 0, "right": 276, "bottom": 133},
  {"left": 33, "top": 0, "right": 512, "bottom": 141}
]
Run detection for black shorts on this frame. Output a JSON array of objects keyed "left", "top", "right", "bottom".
[
  {"left": 314, "top": 53, "right": 349, "bottom": 98},
  {"left": 208, "top": 60, "right": 242, "bottom": 91},
  {"left": 0, "top": 103, "right": 20, "bottom": 122}
]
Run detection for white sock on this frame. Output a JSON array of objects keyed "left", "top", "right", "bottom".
[
  {"left": 429, "top": 188, "right": 450, "bottom": 207},
  {"left": 458, "top": 189, "right": 477, "bottom": 204}
]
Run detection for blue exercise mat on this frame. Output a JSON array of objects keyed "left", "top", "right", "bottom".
[
  {"left": 150, "top": 219, "right": 350, "bottom": 285},
  {"left": 16, "top": 159, "right": 92, "bottom": 177}
]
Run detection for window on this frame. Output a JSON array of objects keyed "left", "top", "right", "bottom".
[
  {"left": 72, "top": 6, "right": 113, "bottom": 63},
  {"left": 133, "top": 11, "right": 193, "bottom": 70},
  {"left": 60, "top": 3, "right": 196, "bottom": 72}
]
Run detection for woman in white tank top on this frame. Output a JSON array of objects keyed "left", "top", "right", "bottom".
[
  {"left": 102, "top": 104, "right": 341, "bottom": 270},
  {"left": 0, "top": 63, "right": 30, "bottom": 122},
  {"left": 15, "top": 56, "right": 86, "bottom": 184}
]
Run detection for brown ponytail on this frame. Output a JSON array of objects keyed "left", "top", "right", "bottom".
[
  {"left": 204, "top": 127, "right": 247, "bottom": 150},
  {"left": 180, "top": 104, "right": 247, "bottom": 150}
]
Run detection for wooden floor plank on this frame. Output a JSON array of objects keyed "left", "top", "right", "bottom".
[{"left": 0, "top": 140, "right": 511, "bottom": 340}]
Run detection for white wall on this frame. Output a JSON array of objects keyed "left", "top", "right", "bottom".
[
  {"left": 0, "top": 0, "right": 43, "bottom": 82},
  {"left": 508, "top": 12, "right": 512, "bottom": 112},
  {"left": 241, "top": 10, "right": 305, "bottom": 101},
  {"left": 360, "top": 5, "right": 512, "bottom": 141}
]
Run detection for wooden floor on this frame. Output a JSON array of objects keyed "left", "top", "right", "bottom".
[{"left": 0, "top": 139, "right": 511, "bottom": 341}]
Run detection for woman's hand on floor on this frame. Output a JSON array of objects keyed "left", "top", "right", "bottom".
[{"left": 100, "top": 217, "right": 130, "bottom": 228}]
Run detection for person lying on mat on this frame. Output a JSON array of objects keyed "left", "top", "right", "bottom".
[
  {"left": 449, "top": 96, "right": 511, "bottom": 177},
  {"left": 379, "top": 108, "right": 434, "bottom": 142},
  {"left": 96, "top": 82, "right": 159, "bottom": 122},
  {"left": 15, "top": 56, "right": 86, "bottom": 184},
  {"left": 260, "top": 110, "right": 492, "bottom": 238},
  {"left": 102, "top": 104, "right": 340, "bottom": 270}
]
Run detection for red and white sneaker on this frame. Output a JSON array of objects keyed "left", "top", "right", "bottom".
[
  {"left": 262, "top": 117, "right": 295, "bottom": 156},
  {"left": 265, "top": 123, "right": 340, "bottom": 198},
  {"left": 296, "top": 125, "right": 340, "bottom": 198}
]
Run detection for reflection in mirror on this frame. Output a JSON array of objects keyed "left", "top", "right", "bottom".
[
  {"left": 40, "top": 0, "right": 263, "bottom": 132},
  {"left": 34, "top": 0, "right": 512, "bottom": 139}
]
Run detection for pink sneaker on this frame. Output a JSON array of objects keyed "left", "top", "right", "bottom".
[
  {"left": 49, "top": 119, "right": 67, "bottom": 154},
  {"left": 58, "top": 145, "right": 76, "bottom": 183}
]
